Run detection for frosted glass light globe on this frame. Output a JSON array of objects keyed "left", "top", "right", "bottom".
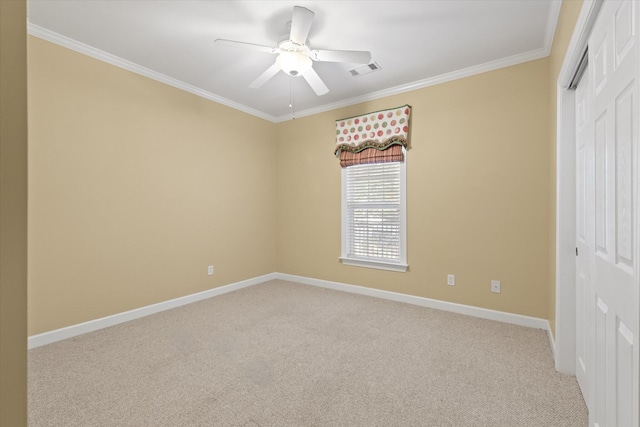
[{"left": 277, "top": 51, "right": 312, "bottom": 76}]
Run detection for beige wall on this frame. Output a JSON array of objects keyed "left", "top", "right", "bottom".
[
  {"left": 547, "top": 0, "right": 584, "bottom": 337},
  {"left": 0, "top": 0, "right": 28, "bottom": 424},
  {"left": 277, "top": 59, "right": 551, "bottom": 319},
  {"left": 28, "top": 37, "right": 278, "bottom": 335},
  {"left": 27, "top": 3, "right": 587, "bottom": 335}
]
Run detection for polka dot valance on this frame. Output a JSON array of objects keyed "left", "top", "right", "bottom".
[{"left": 334, "top": 105, "right": 411, "bottom": 163}]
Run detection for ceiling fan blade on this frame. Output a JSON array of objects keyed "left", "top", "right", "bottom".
[
  {"left": 289, "top": 6, "right": 314, "bottom": 45},
  {"left": 310, "top": 49, "right": 372, "bottom": 64},
  {"left": 302, "top": 68, "right": 329, "bottom": 96},
  {"left": 249, "top": 62, "right": 281, "bottom": 88},
  {"left": 214, "top": 39, "right": 278, "bottom": 54}
]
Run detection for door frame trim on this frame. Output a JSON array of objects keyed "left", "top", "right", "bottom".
[{"left": 555, "top": 0, "right": 603, "bottom": 375}]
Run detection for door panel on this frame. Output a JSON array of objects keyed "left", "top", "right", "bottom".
[
  {"left": 615, "top": 0, "right": 634, "bottom": 65},
  {"left": 615, "top": 83, "right": 634, "bottom": 269},
  {"left": 616, "top": 319, "right": 633, "bottom": 427},
  {"left": 594, "top": 112, "right": 607, "bottom": 255},
  {"left": 576, "top": 1, "right": 638, "bottom": 425},
  {"left": 594, "top": 297, "right": 608, "bottom": 427}
]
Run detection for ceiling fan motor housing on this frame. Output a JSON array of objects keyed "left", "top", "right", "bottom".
[{"left": 277, "top": 41, "right": 312, "bottom": 76}]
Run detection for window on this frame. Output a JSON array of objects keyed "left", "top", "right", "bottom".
[
  {"left": 340, "top": 151, "right": 407, "bottom": 272},
  {"left": 334, "top": 105, "right": 411, "bottom": 272}
]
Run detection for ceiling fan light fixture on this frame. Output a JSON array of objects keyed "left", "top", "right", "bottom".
[{"left": 277, "top": 51, "right": 312, "bottom": 76}]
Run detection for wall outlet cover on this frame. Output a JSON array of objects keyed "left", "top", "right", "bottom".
[{"left": 491, "top": 280, "right": 501, "bottom": 293}]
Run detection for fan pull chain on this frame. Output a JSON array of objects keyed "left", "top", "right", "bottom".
[{"left": 289, "top": 77, "right": 296, "bottom": 119}]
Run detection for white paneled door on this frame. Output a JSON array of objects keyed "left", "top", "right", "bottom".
[{"left": 575, "top": 1, "right": 638, "bottom": 426}]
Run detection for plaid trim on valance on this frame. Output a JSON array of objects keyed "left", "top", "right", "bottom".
[{"left": 339, "top": 145, "right": 404, "bottom": 167}]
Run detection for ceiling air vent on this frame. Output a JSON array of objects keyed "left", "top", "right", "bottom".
[{"left": 350, "top": 62, "right": 381, "bottom": 77}]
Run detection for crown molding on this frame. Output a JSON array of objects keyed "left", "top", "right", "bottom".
[
  {"left": 275, "top": 46, "right": 550, "bottom": 122},
  {"left": 27, "top": 23, "right": 279, "bottom": 123},
  {"left": 543, "top": 0, "right": 563, "bottom": 56}
]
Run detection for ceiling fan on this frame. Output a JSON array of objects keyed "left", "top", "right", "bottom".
[{"left": 214, "top": 5, "right": 372, "bottom": 96}]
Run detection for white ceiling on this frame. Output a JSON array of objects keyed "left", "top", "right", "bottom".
[{"left": 27, "top": 1, "right": 561, "bottom": 122}]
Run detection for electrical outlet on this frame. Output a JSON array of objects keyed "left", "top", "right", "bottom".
[
  {"left": 447, "top": 274, "right": 455, "bottom": 286},
  {"left": 491, "top": 280, "right": 501, "bottom": 293},
  {"left": 208, "top": 265, "right": 214, "bottom": 276}
]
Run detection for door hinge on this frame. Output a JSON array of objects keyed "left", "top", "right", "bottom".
[{"left": 576, "top": 247, "right": 579, "bottom": 256}]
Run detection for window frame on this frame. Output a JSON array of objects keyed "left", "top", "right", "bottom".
[{"left": 340, "top": 150, "right": 408, "bottom": 272}]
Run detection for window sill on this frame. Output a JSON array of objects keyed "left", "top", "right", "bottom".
[{"left": 339, "top": 257, "right": 408, "bottom": 272}]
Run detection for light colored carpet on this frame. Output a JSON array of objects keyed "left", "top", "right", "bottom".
[{"left": 29, "top": 279, "right": 587, "bottom": 426}]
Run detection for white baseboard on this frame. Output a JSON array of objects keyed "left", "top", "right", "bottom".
[
  {"left": 29, "top": 271, "right": 551, "bottom": 349},
  {"left": 28, "top": 273, "right": 277, "bottom": 349},
  {"left": 275, "top": 273, "right": 549, "bottom": 330}
]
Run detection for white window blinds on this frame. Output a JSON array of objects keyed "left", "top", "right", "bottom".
[{"left": 344, "top": 162, "right": 403, "bottom": 264}]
